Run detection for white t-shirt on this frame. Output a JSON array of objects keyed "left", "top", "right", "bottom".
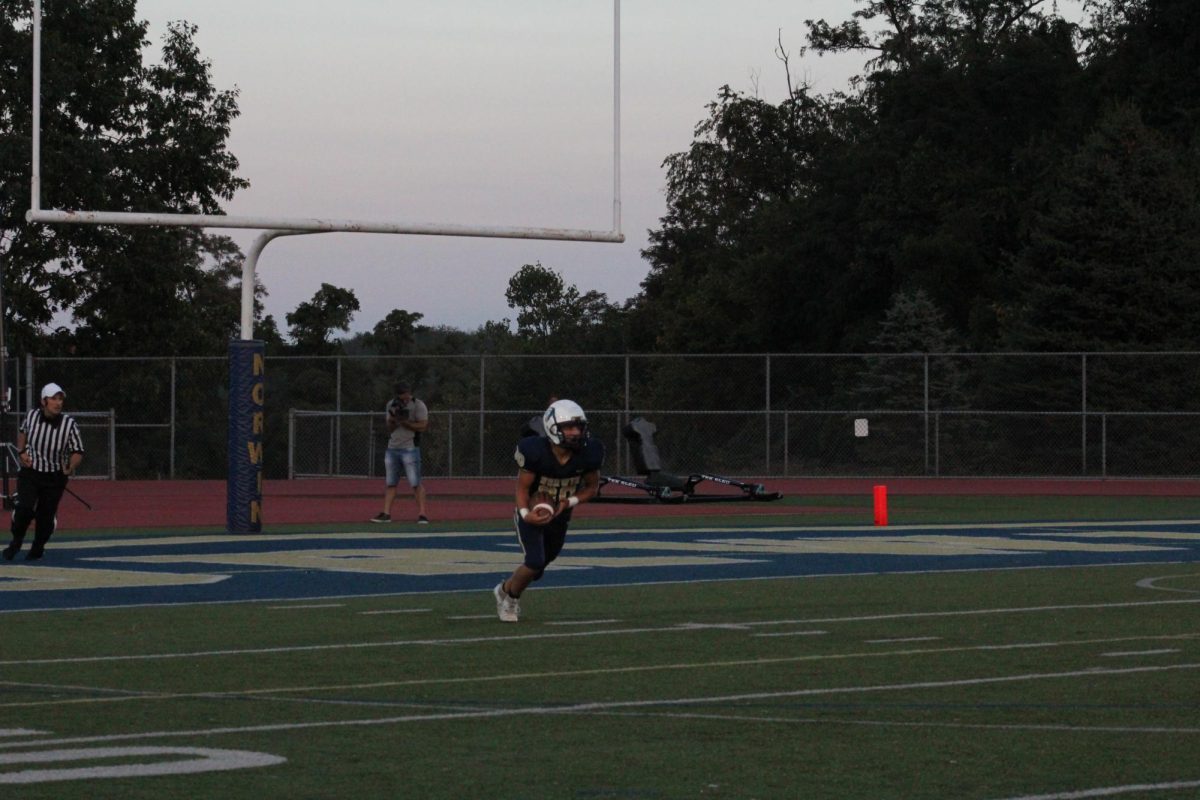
[{"left": 385, "top": 397, "right": 428, "bottom": 448}]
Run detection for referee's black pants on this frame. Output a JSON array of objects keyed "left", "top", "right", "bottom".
[{"left": 9, "top": 467, "right": 68, "bottom": 554}]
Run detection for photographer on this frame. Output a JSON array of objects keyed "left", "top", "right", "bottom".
[
  {"left": 2, "top": 383, "right": 84, "bottom": 561},
  {"left": 371, "top": 381, "right": 429, "bottom": 524}
]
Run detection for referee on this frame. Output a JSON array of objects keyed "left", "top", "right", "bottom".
[{"left": 2, "top": 383, "right": 84, "bottom": 562}]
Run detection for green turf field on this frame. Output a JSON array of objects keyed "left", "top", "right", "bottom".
[{"left": 3, "top": 557, "right": 1198, "bottom": 798}]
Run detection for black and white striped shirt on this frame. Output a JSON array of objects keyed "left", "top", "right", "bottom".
[{"left": 20, "top": 408, "right": 85, "bottom": 473}]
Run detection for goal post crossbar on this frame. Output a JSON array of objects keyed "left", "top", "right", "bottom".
[{"left": 25, "top": 209, "right": 625, "bottom": 243}]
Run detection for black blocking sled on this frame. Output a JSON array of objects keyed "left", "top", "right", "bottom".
[{"left": 594, "top": 416, "right": 783, "bottom": 504}]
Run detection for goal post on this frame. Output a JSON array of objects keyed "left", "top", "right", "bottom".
[
  {"left": 25, "top": 0, "right": 624, "bottom": 245},
  {"left": 24, "top": 0, "right": 625, "bottom": 533}
]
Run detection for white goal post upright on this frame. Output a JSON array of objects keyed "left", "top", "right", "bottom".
[{"left": 25, "top": 0, "right": 625, "bottom": 532}]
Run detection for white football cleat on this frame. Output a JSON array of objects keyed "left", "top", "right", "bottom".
[{"left": 493, "top": 582, "right": 519, "bottom": 623}]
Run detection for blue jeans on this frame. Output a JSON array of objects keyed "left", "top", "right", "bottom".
[{"left": 385, "top": 447, "right": 422, "bottom": 488}]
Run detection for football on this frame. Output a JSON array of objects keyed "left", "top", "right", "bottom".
[{"left": 530, "top": 492, "right": 556, "bottom": 520}]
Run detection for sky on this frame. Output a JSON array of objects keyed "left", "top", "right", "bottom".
[{"left": 122, "top": 1, "right": 886, "bottom": 335}]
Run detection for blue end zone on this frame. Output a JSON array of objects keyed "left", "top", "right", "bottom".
[{"left": 2, "top": 521, "right": 1200, "bottom": 612}]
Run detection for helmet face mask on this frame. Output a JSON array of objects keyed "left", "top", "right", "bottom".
[{"left": 543, "top": 399, "right": 589, "bottom": 451}]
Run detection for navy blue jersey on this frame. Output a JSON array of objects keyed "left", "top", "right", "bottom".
[{"left": 514, "top": 435, "right": 605, "bottom": 504}]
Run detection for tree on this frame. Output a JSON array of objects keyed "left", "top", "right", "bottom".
[
  {"left": 256, "top": 314, "right": 287, "bottom": 351},
  {"left": 361, "top": 308, "right": 425, "bottom": 354},
  {"left": 60, "top": 231, "right": 252, "bottom": 356},
  {"left": 472, "top": 320, "right": 517, "bottom": 354},
  {"left": 1084, "top": 0, "right": 1200, "bottom": 144},
  {"left": 286, "top": 283, "right": 360, "bottom": 354},
  {"left": 1002, "top": 104, "right": 1200, "bottom": 353},
  {"left": 504, "top": 261, "right": 613, "bottom": 343},
  {"left": 851, "top": 288, "right": 968, "bottom": 410},
  {"left": 806, "top": 1, "right": 1089, "bottom": 348},
  {"left": 632, "top": 2, "right": 1092, "bottom": 354},
  {"left": 636, "top": 82, "right": 850, "bottom": 352},
  {"left": 0, "top": 3, "right": 249, "bottom": 353}
]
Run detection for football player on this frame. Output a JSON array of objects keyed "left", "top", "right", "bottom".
[{"left": 494, "top": 399, "right": 604, "bottom": 622}]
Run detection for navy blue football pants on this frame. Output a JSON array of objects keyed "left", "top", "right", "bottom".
[{"left": 513, "top": 510, "right": 573, "bottom": 577}]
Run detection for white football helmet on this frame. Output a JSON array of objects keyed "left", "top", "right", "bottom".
[{"left": 543, "top": 399, "right": 589, "bottom": 450}]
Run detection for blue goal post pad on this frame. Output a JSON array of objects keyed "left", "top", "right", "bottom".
[{"left": 227, "top": 340, "right": 265, "bottom": 533}]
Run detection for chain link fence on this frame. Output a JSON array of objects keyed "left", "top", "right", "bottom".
[{"left": 8, "top": 352, "right": 1200, "bottom": 479}]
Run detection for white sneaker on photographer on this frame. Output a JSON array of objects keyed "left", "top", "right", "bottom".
[{"left": 493, "top": 583, "right": 519, "bottom": 623}]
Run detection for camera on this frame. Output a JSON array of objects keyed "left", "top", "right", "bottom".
[{"left": 389, "top": 401, "right": 409, "bottom": 420}]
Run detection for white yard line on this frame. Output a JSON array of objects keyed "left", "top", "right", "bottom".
[
  {"left": 1135, "top": 574, "right": 1200, "bottom": 594},
  {"left": 4, "top": 597, "right": 1198, "bottom": 667},
  {"left": 358, "top": 609, "right": 432, "bottom": 615},
  {"left": 1, "top": 631, "right": 1196, "bottom": 711},
  {"left": 2, "top": 661, "right": 1199, "bottom": 752},
  {"left": 990, "top": 779, "right": 1200, "bottom": 799},
  {"left": 595, "top": 710, "right": 1200, "bottom": 736}
]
